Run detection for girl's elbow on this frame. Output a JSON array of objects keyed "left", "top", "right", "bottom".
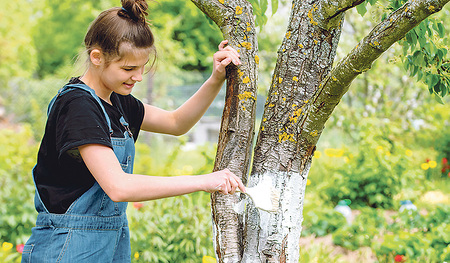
[
  {"left": 171, "top": 129, "right": 189, "bottom": 136},
  {"left": 106, "top": 187, "right": 128, "bottom": 202},
  {"left": 102, "top": 178, "right": 129, "bottom": 202},
  {"left": 108, "top": 191, "right": 128, "bottom": 202}
]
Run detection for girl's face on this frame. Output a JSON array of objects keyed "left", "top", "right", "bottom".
[{"left": 98, "top": 47, "right": 151, "bottom": 97}]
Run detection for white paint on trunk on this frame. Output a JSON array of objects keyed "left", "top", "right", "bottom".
[{"left": 242, "top": 161, "right": 311, "bottom": 262}]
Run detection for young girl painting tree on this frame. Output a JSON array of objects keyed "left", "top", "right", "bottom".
[{"left": 21, "top": 0, "right": 244, "bottom": 262}]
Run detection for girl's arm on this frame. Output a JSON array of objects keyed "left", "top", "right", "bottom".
[
  {"left": 79, "top": 143, "right": 245, "bottom": 202},
  {"left": 140, "top": 40, "right": 241, "bottom": 135}
]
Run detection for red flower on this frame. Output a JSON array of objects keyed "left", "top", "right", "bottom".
[
  {"left": 443, "top": 157, "right": 448, "bottom": 165},
  {"left": 16, "top": 244, "right": 24, "bottom": 254},
  {"left": 394, "top": 254, "right": 406, "bottom": 262},
  {"left": 426, "top": 158, "right": 430, "bottom": 163},
  {"left": 133, "top": 202, "right": 143, "bottom": 210}
]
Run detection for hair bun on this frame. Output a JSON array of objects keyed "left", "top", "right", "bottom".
[{"left": 120, "top": 0, "right": 149, "bottom": 23}]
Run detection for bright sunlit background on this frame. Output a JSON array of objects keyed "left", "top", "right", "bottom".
[{"left": 0, "top": 0, "right": 449, "bottom": 262}]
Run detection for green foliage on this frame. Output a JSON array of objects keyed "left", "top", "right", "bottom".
[
  {"left": 3, "top": 77, "right": 61, "bottom": 139},
  {"left": 298, "top": 241, "right": 344, "bottom": 263},
  {"left": 0, "top": 242, "right": 22, "bottom": 263},
  {"left": 302, "top": 202, "right": 347, "bottom": 237},
  {"left": 0, "top": 1, "right": 38, "bottom": 84},
  {"left": 319, "top": 119, "right": 418, "bottom": 209},
  {"left": 130, "top": 139, "right": 216, "bottom": 262},
  {"left": 246, "top": 0, "right": 287, "bottom": 27},
  {"left": 353, "top": 0, "right": 450, "bottom": 102},
  {"left": 150, "top": 0, "right": 222, "bottom": 71},
  {"left": 128, "top": 192, "right": 214, "bottom": 262},
  {"left": 355, "top": 0, "right": 379, "bottom": 17},
  {"left": 0, "top": 125, "right": 38, "bottom": 245},
  {"left": 373, "top": 205, "right": 450, "bottom": 262},
  {"left": 435, "top": 124, "right": 450, "bottom": 176},
  {"left": 332, "top": 207, "right": 386, "bottom": 250},
  {"left": 402, "top": 19, "right": 449, "bottom": 104},
  {"left": 33, "top": 0, "right": 108, "bottom": 77}
]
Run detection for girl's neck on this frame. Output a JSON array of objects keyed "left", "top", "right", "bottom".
[{"left": 80, "top": 68, "right": 112, "bottom": 104}]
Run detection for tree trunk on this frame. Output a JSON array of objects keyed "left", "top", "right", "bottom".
[
  {"left": 191, "top": 0, "right": 259, "bottom": 261},
  {"left": 244, "top": 1, "right": 345, "bottom": 261},
  {"left": 193, "top": 0, "right": 450, "bottom": 262}
]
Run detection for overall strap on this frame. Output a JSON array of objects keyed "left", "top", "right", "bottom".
[{"left": 47, "top": 83, "right": 113, "bottom": 135}]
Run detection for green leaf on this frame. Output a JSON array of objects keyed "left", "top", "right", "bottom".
[
  {"left": 271, "top": 0, "right": 278, "bottom": 15},
  {"left": 417, "top": 70, "right": 423, "bottom": 81},
  {"left": 434, "top": 93, "right": 445, "bottom": 104},
  {"left": 356, "top": 4, "right": 367, "bottom": 16},
  {"left": 413, "top": 52, "right": 424, "bottom": 66},
  {"left": 437, "top": 22, "right": 445, "bottom": 38},
  {"left": 429, "top": 74, "right": 440, "bottom": 87},
  {"left": 260, "top": 0, "right": 268, "bottom": 16}
]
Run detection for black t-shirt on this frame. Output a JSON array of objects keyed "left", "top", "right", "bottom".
[{"left": 34, "top": 78, "right": 145, "bottom": 214}]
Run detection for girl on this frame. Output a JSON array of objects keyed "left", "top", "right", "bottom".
[{"left": 22, "top": 0, "right": 244, "bottom": 262}]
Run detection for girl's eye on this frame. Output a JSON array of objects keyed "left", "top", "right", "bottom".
[{"left": 123, "top": 68, "right": 133, "bottom": 71}]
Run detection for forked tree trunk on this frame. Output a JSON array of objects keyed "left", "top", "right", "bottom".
[{"left": 192, "top": 0, "right": 450, "bottom": 262}]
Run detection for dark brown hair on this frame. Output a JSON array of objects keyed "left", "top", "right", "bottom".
[{"left": 84, "top": 0, "right": 154, "bottom": 64}]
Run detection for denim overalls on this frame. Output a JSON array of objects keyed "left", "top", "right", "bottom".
[{"left": 22, "top": 84, "right": 135, "bottom": 262}]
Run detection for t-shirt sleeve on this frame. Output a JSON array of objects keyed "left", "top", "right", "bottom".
[{"left": 54, "top": 91, "right": 112, "bottom": 158}]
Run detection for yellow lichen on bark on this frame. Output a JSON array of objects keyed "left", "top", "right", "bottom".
[
  {"left": 238, "top": 91, "right": 255, "bottom": 101},
  {"left": 278, "top": 132, "right": 295, "bottom": 143},
  {"left": 242, "top": 76, "right": 250, "bottom": 84},
  {"left": 241, "top": 42, "right": 252, "bottom": 50},
  {"left": 293, "top": 76, "right": 299, "bottom": 82},
  {"left": 236, "top": 6, "right": 243, "bottom": 15},
  {"left": 238, "top": 70, "right": 244, "bottom": 78},
  {"left": 286, "top": 31, "right": 291, "bottom": 39},
  {"left": 255, "top": 55, "right": 259, "bottom": 65},
  {"left": 307, "top": 4, "right": 318, "bottom": 25}
]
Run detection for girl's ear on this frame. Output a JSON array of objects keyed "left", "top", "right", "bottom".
[{"left": 89, "top": 49, "right": 103, "bottom": 66}]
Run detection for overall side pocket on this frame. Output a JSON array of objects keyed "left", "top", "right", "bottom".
[{"left": 20, "top": 244, "right": 34, "bottom": 263}]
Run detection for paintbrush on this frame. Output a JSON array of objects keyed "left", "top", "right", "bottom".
[{"left": 236, "top": 177, "right": 280, "bottom": 212}]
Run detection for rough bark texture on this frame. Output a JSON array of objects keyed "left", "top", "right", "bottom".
[
  {"left": 245, "top": 0, "right": 449, "bottom": 262},
  {"left": 193, "top": 0, "right": 449, "bottom": 262},
  {"left": 246, "top": 1, "right": 344, "bottom": 261},
  {"left": 191, "top": 0, "right": 259, "bottom": 262}
]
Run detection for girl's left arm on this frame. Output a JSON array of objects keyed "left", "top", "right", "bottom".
[{"left": 140, "top": 40, "right": 240, "bottom": 135}]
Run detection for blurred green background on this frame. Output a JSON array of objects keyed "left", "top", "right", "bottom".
[{"left": 0, "top": 0, "right": 449, "bottom": 262}]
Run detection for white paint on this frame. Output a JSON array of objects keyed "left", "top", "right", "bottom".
[
  {"left": 236, "top": 176, "right": 280, "bottom": 212},
  {"left": 241, "top": 164, "right": 311, "bottom": 262}
]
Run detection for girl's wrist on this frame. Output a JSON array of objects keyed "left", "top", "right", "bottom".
[{"left": 208, "top": 74, "right": 225, "bottom": 88}]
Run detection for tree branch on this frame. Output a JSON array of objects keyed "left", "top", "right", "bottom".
[
  {"left": 303, "top": 0, "right": 450, "bottom": 147},
  {"left": 314, "top": 0, "right": 367, "bottom": 30}
]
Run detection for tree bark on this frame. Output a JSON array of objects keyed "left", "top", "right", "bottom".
[
  {"left": 193, "top": 0, "right": 449, "bottom": 262},
  {"left": 245, "top": 0, "right": 449, "bottom": 262},
  {"left": 190, "top": 0, "right": 259, "bottom": 262},
  {"left": 245, "top": 1, "right": 344, "bottom": 261}
]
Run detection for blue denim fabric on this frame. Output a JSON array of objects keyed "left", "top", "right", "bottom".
[{"left": 22, "top": 84, "right": 135, "bottom": 263}]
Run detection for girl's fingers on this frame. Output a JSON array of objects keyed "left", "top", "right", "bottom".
[
  {"left": 222, "top": 45, "right": 240, "bottom": 58},
  {"left": 218, "top": 40, "right": 229, "bottom": 51},
  {"left": 216, "top": 51, "right": 240, "bottom": 66}
]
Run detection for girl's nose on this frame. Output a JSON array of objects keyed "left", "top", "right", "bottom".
[{"left": 131, "top": 72, "right": 143, "bottom": 82}]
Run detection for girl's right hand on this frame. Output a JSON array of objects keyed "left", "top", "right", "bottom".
[{"left": 200, "top": 169, "right": 246, "bottom": 194}]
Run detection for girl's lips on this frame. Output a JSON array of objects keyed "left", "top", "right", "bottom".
[{"left": 123, "top": 83, "right": 134, "bottom": 89}]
